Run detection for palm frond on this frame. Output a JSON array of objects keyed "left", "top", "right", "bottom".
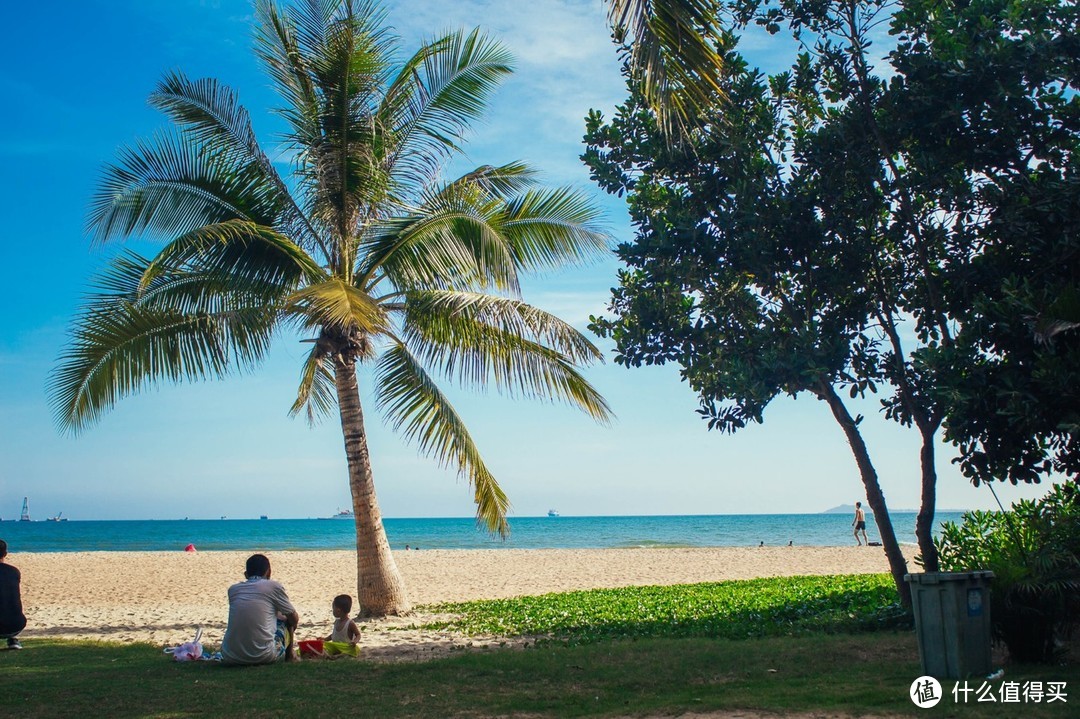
[
  {"left": 359, "top": 180, "right": 609, "bottom": 296},
  {"left": 293, "top": 0, "right": 397, "bottom": 245},
  {"left": 403, "top": 290, "right": 603, "bottom": 364},
  {"left": 375, "top": 343, "right": 510, "bottom": 535},
  {"left": 254, "top": 0, "right": 393, "bottom": 131},
  {"left": 284, "top": 278, "right": 388, "bottom": 334},
  {"left": 290, "top": 342, "right": 338, "bottom": 425},
  {"left": 150, "top": 71, "right": 327, "bottom": 256},
  {"left": 88, "top": 132, "right": 259, "bottom": 243},
  {"left": 380, "top": 28, "right": 514, "bottom": 192},
  {"left": 496, "top": 187, "right": 612, "bottom": 271},
  {"left": 51, "top": 291, "right": 277, "bottom": 434},
  {"left": 293, "top": 0, "right": 394, "bottom": 78},
  {"left": 95, "top": 250, "right": 292, "bottom": 320},
  {"left": 357, "top": 185, "right": 518, "bottom": 293},
  {"left": 137, "top": 219, "right": 325, "bottom": 296},
  {"left": 607, "top": 0, "right": 727, "bottom": 136},
  {"left": 1032, "top": 285, "right": 1080, "bottom": 343},
  {"left": 151, "top": 72, "right": 261, "bottom": 162},
  {"left": 255, "top": 0, "right": 397, "bottom": 257},
  {"left": 401, "top": 293, "right": 614, "bottom": 423},
  {"left": 452, "top": 162, "right": 539, "bottom": 199},
  {"left": 254, "top": 0, "right": 320, "bottom": 141},
  {"left": 410, "top": 162, "right": 544, "bottom": 214}
]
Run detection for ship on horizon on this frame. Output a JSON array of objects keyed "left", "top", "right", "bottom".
[{"left": 318, "top": 508, "right": 355, "bottom": 520}]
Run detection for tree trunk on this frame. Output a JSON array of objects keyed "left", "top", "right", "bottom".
[
  {"left": 818, "top": 383, "right": 912, "bottom": 607},
  {"left": 333, "top": 355, "right": 412, "bottom": 616},
  {"left": 916, "top": 427, "right": 940, "bottom": 571}
]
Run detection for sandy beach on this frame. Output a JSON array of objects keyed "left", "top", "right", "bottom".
[{"left": 13, "top": 546, "right": 916, "bottom": 661}]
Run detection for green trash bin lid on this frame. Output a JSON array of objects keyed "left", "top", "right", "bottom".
[{"left": 903, "top": 570, "right": 994, "bottom": 584}]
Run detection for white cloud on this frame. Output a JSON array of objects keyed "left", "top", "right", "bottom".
[
  {"left": 389, "top": 0, "right": 613, "bottom": 67},
  {"left": 528, "top": 289, "right": 611, "bottom": 327},
  {"left": 386, "top": 0, "right": 627, "bottom": 183}
]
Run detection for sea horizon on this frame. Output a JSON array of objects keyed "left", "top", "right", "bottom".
[
  {"left": 0, "top": 505, "right": 971, "bottom": 523},
  {"left": 0, "top": 511, "right": 966, "bottom": 553}
]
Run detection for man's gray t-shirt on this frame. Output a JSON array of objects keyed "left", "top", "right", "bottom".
[{"left": 220, "top": 577, "right": 296, "bottom": 665}]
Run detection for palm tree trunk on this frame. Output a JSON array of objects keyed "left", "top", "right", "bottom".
[
  {"left": 333, "top": 355, "right": 412, "bottom": 616},
  {"left": 818, "top": 383, "right": 912, "bottom": 607}
]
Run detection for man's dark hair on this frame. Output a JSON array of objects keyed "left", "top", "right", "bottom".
[
  {"left": 333, "top": 594, "right": 353, "bottom": 613},
  {"left": 0, "top": 539, "right": 7, "bottom": 559},
  {"left": 245, "top": 553, "right": 271, "bottom": 578}
]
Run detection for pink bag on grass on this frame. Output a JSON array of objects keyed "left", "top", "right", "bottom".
[{"left": 164, "top": 628, "right": 204, "bottom": 662}]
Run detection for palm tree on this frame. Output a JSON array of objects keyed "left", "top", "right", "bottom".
[
  {"left": 50, "top": 0, "right": 612, "bottom": 616},
  {"left": 605, "top": 0, "right": 728, "bottom": 135}
]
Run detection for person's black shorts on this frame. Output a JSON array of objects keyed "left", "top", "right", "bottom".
[
  {"left": 855, "top": 521, "right": 866, "bottom": 531},
  {"left": 0, "top": 615, "right": 26, "bottom": 638}
]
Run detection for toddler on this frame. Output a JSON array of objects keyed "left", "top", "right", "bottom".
[{"left": 323, "top": 594, "right": 360, "bottom": 657}]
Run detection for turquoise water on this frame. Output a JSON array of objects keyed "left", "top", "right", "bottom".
[{"left": 0, "top": 512, "right": 964, "bottom": 553}]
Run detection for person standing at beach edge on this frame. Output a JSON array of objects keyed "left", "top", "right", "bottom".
[
  {"left": 852, "top": 502, "right": 868, "bottom": 546},
  {"left": 0, "top": 539, "right": 27, "bottom": 650},
  {"left": 221, "top": 554, "right": 299, "bottom": 665}
]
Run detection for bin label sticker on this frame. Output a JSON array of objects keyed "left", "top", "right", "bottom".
[{"left": 967, "top": 588, "right": 983, "bottom": 617}]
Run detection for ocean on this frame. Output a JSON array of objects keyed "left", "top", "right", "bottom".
[{"left": 0, "top": 512, "right": 966, "bottom": 553}]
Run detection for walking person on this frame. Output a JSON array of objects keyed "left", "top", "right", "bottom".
[{"left": 852, "top": 502, "right": 868, "bottom": 546}]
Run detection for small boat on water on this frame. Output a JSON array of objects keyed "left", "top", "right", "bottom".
[
  {"left": 318, "top": 508, "right": 355, "bottom": 520},
  {"left": 47, "top": 512, "right": 68, "bottom": 522},
  {"left": 547, "top": 509, "right": 559, "bottom": 517}
]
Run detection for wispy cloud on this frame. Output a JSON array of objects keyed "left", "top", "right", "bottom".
[
  {"left": 527, "top": 287, "right": 613, "bottom": 328},
  {"left": 388, "top": 1, "right": 627, "bottom": 184}
]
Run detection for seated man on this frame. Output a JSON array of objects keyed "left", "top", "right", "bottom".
[
  {"left": 0, "top": 539, "right": 26, "bottom": 650},
  {"left": 220, "top": 554, "right": 299, "bottom": 665}
]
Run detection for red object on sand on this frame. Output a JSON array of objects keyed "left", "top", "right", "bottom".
[
  {"left": 299, "top": 639, "right": 325, "bottom": 657},
  {"left": 184, "top": 544, "right": 197, "bottom": 552}
]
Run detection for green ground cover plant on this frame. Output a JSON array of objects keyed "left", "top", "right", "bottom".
[{"left": 424, "top": 574, "right": 908, "bottom": 641}]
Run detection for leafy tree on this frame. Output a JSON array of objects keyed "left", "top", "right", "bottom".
[
  {"left": 759, "top": 0, "right": 957, "bottom": 573},
  {"left": 605, "top": 0, "right": 729, "bottom": 136},
  {"left": 50, "top": 0, "right": 612, "bottom": 616},
  {"left": 586, "top": 0, "right": 1079, "bottom": 587},
  {"left": 885, "top": 0, "right": 1080, "bottom": 488},
  {"left": 583, "top": 35, "right": 915, "bottom": 602}
]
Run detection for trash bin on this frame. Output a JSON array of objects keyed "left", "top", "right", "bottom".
[{"left": 904, "top": 571, "right": 994, "bottom": 679}]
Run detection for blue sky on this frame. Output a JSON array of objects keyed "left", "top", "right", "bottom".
[{"left": 0, "top": 0, "right": 1057, "bottom": 521}]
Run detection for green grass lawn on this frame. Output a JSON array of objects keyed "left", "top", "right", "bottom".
[{"left": 2, "top": 575, "right": 1075, "bottom": 718}]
